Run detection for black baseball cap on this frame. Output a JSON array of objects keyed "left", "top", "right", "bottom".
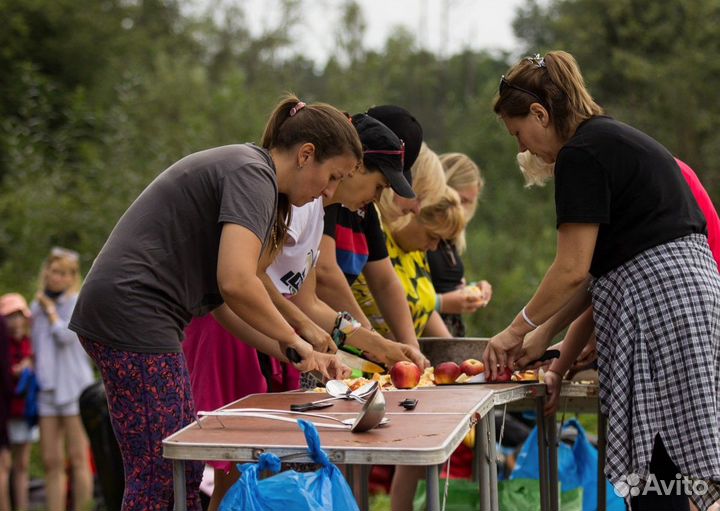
[
  {"left": 366, "top": 105, "right": 424, "bottom": 186},
  {"left": 352, "top": 113, "right": 415, "bottom": 199}
]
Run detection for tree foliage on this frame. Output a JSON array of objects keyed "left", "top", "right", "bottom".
[{"left": 0, "top": 0, "right": 717, "bottom": 338}]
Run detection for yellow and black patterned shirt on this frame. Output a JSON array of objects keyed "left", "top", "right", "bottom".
[{"left": 352, "top": 225, "right": 437, "bottom": 337}]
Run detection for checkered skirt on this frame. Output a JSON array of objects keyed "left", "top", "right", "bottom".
[{"left": 590, "top": 234, "right": 720, "bottom": 510}]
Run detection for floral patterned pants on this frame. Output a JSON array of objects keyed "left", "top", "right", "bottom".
[{"left": 80, "top": 336, "right": 203, "bottom": 511}]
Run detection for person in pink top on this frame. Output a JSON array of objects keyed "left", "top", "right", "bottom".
[{"left": 675, "top": 158, "right": 720, "bottom": 268}]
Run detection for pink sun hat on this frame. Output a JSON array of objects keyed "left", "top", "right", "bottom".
[{"left": 0, "top": 293, "right": 31, "bottom": 318}]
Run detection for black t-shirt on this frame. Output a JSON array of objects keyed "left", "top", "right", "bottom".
[
  {"left": 70, "top": 144, "right": 278, "bottom": 353},
  {"left": 555, "top": 116, "right": 706, "bottom": 277},
  {"left": 323, "top": 203, "right": 389, "bottom": 284},
  {"left": 427, "top": 240, "right": 465, "bottom": 293}
]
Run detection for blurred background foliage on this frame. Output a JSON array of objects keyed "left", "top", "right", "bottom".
[{"left": 0, "top": 0, "right": 718, "bottom": 338}]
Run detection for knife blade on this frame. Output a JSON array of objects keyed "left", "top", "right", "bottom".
[{"left": 337, "top": 350, "right": 386, "bottom": 374}]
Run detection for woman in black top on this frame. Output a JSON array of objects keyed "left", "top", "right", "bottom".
[
  {"left": 427, "top": 152, "right": 492, "bottom": 337},
  {"left": 484, "top": 51, "right": 719, "bottom": 511}
]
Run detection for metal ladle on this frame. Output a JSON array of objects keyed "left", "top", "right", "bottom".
[
  {"left": 347, "top": 381, "right": 386, "bottom": 432},
  {"left": 197, "top": 409, "right": 390, "bottom": 429},
  {"left": 197, "top": 382, "right": 387, "bottom": 433}
]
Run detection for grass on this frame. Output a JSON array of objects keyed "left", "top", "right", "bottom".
[
  {"left": 370, "top": 493, "right": 391, "bottom": 511},
  {"left": 30, "top": 441, "right": 43, "bottom": 479}
]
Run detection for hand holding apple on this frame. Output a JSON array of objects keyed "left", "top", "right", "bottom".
[{"left": 488, "top": 367, "right": 513, "bottom": 383}]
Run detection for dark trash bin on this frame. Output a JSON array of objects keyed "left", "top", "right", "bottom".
[{"left": 79, "top": 381, "right": 124, "bottom": 510}]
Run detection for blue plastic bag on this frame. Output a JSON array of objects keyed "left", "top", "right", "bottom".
[
  {"left": 15, "top": 367, "right": 39, "bottom": 427},
  {"left": 511, "top": 418, "right": 625, "bottom": 511},
  {"left": 219, "top": 419, "right": 359, "bottom": 511}
]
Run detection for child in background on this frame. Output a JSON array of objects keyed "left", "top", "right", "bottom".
[
  {"left": 32, "top": 248, "right": 95, "bottom": 511},
  {"left": 0, "top": 316, "right": 12, "bottom": 511},
  {"left": 0, "top": 293, "right": 38, "bottom": 511}
]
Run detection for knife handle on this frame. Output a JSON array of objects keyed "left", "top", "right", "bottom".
[
  {"left": 290, "top": 401, "right": 335, "bottom": 412},
  {"left": 290, "top": 402, "right": 317, "bottom": 412},
  {"left": 530, "top": 349, "right": 560, "bottom": 364},
  {"left": 286, "top": 347, "right": 302, "bottom": 363}
]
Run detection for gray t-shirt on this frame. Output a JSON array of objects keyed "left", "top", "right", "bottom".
[{"left": 70, "top": 144, "right": 278, "bottom": 353}]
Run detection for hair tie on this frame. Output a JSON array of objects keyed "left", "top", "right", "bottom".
[{"left": 289, "top": 101, "right": 306, "bottom": 117}]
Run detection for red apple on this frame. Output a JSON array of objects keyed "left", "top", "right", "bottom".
[
  {"left": 390, "top": 361, "right": 422, "bottom": 389},
  {"left": 489, "top": 367, "right": 513, "bottom": 383},
  {"left": 434, "top": 361, "right": 462, "bottom": 384},
  {"left": 459, "top": 358, "right": 485, "bottom": 376}
]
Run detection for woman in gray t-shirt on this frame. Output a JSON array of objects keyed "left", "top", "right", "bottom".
[{"left": 69, "top": 94, "right": 362, "bottom": 509}]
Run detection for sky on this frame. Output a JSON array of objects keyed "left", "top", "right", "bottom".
[{"left": 200, "top": 0, "right": 530, "bottom": 64}]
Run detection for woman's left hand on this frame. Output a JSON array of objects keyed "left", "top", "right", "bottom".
[
  {"left": 312, "top": 352, "right": 352, "bottom": 380},
  {"left": 35, "top": 291, "right": 55, "bottom": 313},
  {"left": 483, "top": 327, "right": 525, "bottom": 380},
  {"left": 296, "top": 319, "right": 337, "bottom": 354},
  {"left": 376, "top": 341, "right": 430, "bottom": 369}
]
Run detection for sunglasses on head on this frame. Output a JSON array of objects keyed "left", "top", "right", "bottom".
[
  {"left": 51, "top": 246, "right": 80, "bottom": 262},
  {"left": 498, "top": 76, "right": 546, "bottom": 106},
  {"left": 364, "top": 140, "right": 405, "bottom": 169}
]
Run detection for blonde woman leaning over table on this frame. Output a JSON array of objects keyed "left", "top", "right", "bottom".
[
  {"left": 483, "top": 50, "right": 720, "bottom": 511},
  {"left": 427, "top": 152, "right": 493, "bottom": 337},
  {"left": 352, "top": 143, "right": 457, "bottom": 338}
]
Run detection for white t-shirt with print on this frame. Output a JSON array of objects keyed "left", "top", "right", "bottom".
[{"left": 267, "top": 197, "right": 324, "bottom": 296}]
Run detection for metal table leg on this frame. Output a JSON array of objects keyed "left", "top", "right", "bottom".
[
  {"left": 346, "top": 465, "right": 369, "bottom": 511},
  {"left": 546, "top": 412, "right": 559, "bottom": 511},
  {"left": 478, "top": 414, "right": 491, "bottom": 511},
  {"left": 536, "top": 397, "right": 550, "bottom": 511},
  {"left": 488, "top": 410, "right": 499, "bottom": 510},
  {"left": 472, "top": 420, "right": 481, "bottom": 482},
  {"left": 173, "top": 460, "right": 187, "bottom": 511},
  {"left": 598, "top": 412, "right": 608, "bottom": 511},
  {"left": 358, "top": 465, "right": 370, "bottom": 511},
  {"left": 426, "top": 464, "right": 441, "bottom": 511}
]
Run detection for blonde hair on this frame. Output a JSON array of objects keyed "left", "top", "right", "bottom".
[
  {"left": 415, "top": 186, "right": 466, "bottom": 243},
  {"left": 378, "top": 143, "right": 447, "bottom": 229},
  {"left": 440, "top": 153, "right": 483, "bottom": 253},
  {"left": 37, "top": 248, "right": 82, "bottom": 294},
  {"left": 493, "top": 50, "right": 604, "bottom": 140},
  {"left": 517, "top": 150, "right": 555, "bottom": 188}
]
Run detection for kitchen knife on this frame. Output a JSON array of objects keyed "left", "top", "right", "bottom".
[{"left": 337, "top": 350, "right": 386, "bottom": 374}]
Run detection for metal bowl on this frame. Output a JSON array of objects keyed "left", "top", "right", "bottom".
[{"left": 419, "top": 337, "right": 489, "bottom": 366}]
